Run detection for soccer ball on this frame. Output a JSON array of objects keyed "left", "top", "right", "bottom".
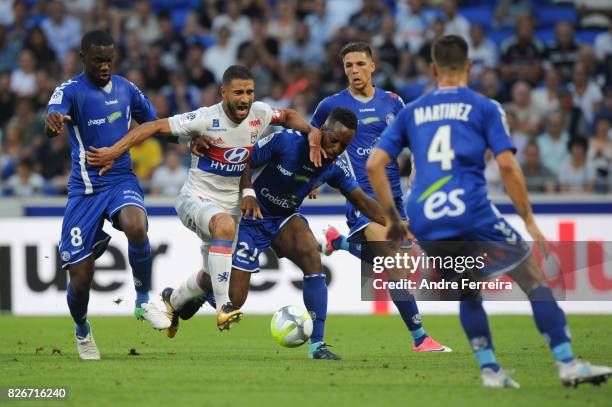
[{"left": 270, "top": 305, "right": 313, "bottom": 348}]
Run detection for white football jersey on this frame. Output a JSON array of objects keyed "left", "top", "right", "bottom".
[{"left": 168, "top": 101, "right": 279, "bottom": 209}]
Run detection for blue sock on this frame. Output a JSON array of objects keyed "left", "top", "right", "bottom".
[
  {"left": 67, "top": 283, "right": 90, "bottom": 337},
  {"left": 528, "top": 285, "right": 574, "bottom": 363},
  {"left": 205, "top": 291, "right": 216, "bottom": 309},
  {"left": 128, "top": 238, "right": 152, "bottom": 307},
  {"left": 332, "top": 235, "right": 350, "bottom": 251},
  {"left": 460, "top": 299, "right": 500, "bottom": 372},
  {"left": 303, "top": 273, "right": 327, "bottom": 344},
  {"left": 388, "top": 284, "right": 428, "bottom": 345}
]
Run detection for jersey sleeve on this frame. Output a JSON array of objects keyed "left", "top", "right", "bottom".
[
  {"left": 484, "top": 99, "right": 516, "bottom": 156},
  {"left": 310, "top": 97, "right": 332, "bottom": 128},
  {"left": 326, "top": 158, "right": 360, "bottom": 195},
  {"left": 376, "top": 107, "right": 410, "bottom": 160},
  {"left": 47, "top": 83, "right": 74, "bottom": 116},
  {"left": 252, "top": 101, "right": 284, "bottom": 127},
  {"left": 128, "top": 80, "right": 157, "bottom": 123},
  {"left": 168, "top": 109, "right": 205, "bottom": 145},
  {"left": 250, "top": 131, "right": 283, "bottom": 168}
]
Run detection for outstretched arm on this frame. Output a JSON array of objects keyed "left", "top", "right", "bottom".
[
  {"left": 345, "top": 188, "right": 386, "bottom": 226},
  {"left": 86, "top": 118, "right": 173, "bottom": 170},
  {"left": 367, "top": 148, "right": 408, "bottom": 241}
]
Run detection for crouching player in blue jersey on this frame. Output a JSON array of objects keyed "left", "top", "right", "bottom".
[
  {"left": 44, "top": 31, "right": 170, "bottom": 360},
  {"left": 231, "top": 107, "right": 388, "bottom": 359},
  {"left": 367, "top": 35, "right": 612, "bottom": 387},
  {"left": 311, "top": 42, "right": 450, "bottom": 352}
]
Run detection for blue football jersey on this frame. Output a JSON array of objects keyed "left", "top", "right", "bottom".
[
  {"left": 311, "top": 88, "right": 404, "bottom": 198},
  {"left": 251, "top": 129, "right": 359, "bottom": 217},
  {"left": 47, "top": 74, "right": 157, "bottom": 196},
  {"left": 376, "top": 87, "right": 515, "bottom": 241}
]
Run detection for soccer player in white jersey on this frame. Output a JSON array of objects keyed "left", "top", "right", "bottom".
[{"left": 87, "top": 65, "right": 322, "bottom": 332}]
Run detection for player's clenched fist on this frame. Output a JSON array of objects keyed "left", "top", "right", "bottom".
[{"left": 45, "top": 111, "right": 72, "bottom": 136}]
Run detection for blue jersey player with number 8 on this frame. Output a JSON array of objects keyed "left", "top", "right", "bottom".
[
  {"left": 368, "top": 35, "right": 612, "bottom": 388},
  {"left": 45, "top": 31, "right": 170, "bottom": 360}
]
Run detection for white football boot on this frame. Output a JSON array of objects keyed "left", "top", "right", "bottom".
[
  {"left": 136, "top": 302, "right": 171, "bottom": 330},
  {"left": 76, "top": 333, "right": 101, "bottom": 360},
  {"left": 481, "top": 367, "right": 521, "bottom": 388},
  {"left": 558, "top": 359, "right": 612, "bottom": 387}
]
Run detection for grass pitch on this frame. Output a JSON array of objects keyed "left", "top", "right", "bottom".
[{"left": 1, "top": 314, "right": 611, "bottom": 406}]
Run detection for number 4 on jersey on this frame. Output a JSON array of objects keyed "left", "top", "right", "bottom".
[{"left": 427, "top": 125, "right": 455, "bottom": 170}]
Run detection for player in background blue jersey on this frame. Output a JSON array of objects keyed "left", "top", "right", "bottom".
[
  {"left": 311, "top": 42, "right": 450, "bottom": 352},
  {"left": 368, "top": 35, "right": 612, "bottom": 388},
  {"left": 45, "top": 30, "right": 170, "bottom": 360}
]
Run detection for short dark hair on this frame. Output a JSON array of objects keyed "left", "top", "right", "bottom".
[
  {"left": 431, "top": 35, "right": 468, "bottom": 71},
  {"left": 222, "top": 65, "right": 254, "bottom": 85},
  {"left": 81, "top": 30, "right": 114, "bottom": 52},
  {"left": 328, "top": 108, "right": 357, "bottom": 130},
  {"left": 340, "top": 42, "right": 373, "bottom": 60},
  {"left": 567, "top": 137, "right": 588, "bottom": 152}
]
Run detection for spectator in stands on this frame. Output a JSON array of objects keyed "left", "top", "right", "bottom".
[
  {"left": 588, "top": 117, "right": 612, "bottom": 192},
  {"left": 494, "top": 0, "right": 532, "bottom": 29},
  {"left": 477, "top": 69, "right": 509, "bottom": 103},
  {"left": 305, "top": 0, "right": 338, "bottom": 48},
  {"left": 0, "top": 124, "right": 22, "bottom": 181},
  {"left": 537, "top": 111, "right": 571, "bottom": 176},
  {"left": 40, "top": 0, "right": 81, "bottom": 60},
  {"left": 262, "top": 81, "right": 290, "bottom": 109},
  {"left": 468, "top": 24, "right": 498, "bottom": 82},
  {"left": 60, "top": 49, "right": 80, "bottom": 81},
  {"left": 213, "top": 0, "right": 252, "bottom": 44},
  {"left": 545, "top": 21, "right": 579, "bottom": 83},
  {"left": 155, "top": 11, "right": 187, "bottom": 71},
  {"left": 119, "top": 30, "right": 144, "bottom": 73},
  {"left": 0, "top": 72, "right": 16, "bottom": 129},
  {"left": 593, "top": 86, "right": 612, "bottom": 126},
  {"left": 442, "top": 0, "right": 469, "bottom": 39},
  {"left": 569, "top": 61, "right": 604, "bottom": 124},
  {"left": 204, "top": 25, "right": 239, "bottom": 83},
  {"left": 505, "top": 109, "right": 529, "bottom": 163},
  {"left": 594, "top": 22, "right": 612, "bottom": 62},
  {"left": 484, "top": 150, "right": 503, "bottom": 194},
  {"left": 10, "top": 49, "right": 37, "bottom": 97},
  {"left": 33, "top": 69, "right": 56, "bottom": 111},
  {"left": 268, "top": 0, "right": 298, "bottom": 43},
  {"left": 23, "top": 27, "right": 56, "bottom": 75},
  {"left": 576, "top": 0, "right": 611, "bottom": 29},
  {"left": 6, "top": 98, "right": 43, "bottom": 158},
  {"left": 531, "top": 68, "right": 561, "bottom": 117},
  {"left": 143, "top": 45, "right": 169, "bottom": 91},
  {"left": 36, "top": 131, "right": 70, "bottom": 187},
  {"left": 558, "top": 87, "right": 590, "bottom": 139},
  {"left": 348, "top": 0, "right": 385, "bottom": 41},
  {"left": 161, "top": 68, "right": 200, "bottom": 115},
  {"left": 130, "top": 135, "right": 163, "bottom": 182},
  {"left": 184, "top": 43, "right": 215, "bottom": 89},
  {"left": 559, "top": 137, "right": 596, "bottom": 193},
  {"left": 500, "top": 16, "right": 544, "bottom": 86},
  {"left": 125, "top": 0, "right": 161, "bottom": 46},
  {"left": 521, "top": 142, "right": 557, "bottom": 193},
  {"left": 372, "top": 15, "right": 404, "bottom": 73},
  {"left": 396, "top": 0, "right": 434, "bottom": 53},
  {"left": 0, "top": 25, "right": 22, "bottom": 74},
  {"left": 280, "top": 21, "right": 323, "bottom": 68},
  {"left": 150, "top": 149, "right": 188, "bottom": 197},
  {"left": 8, "top": 0, "right": 32, "bottom": 42},
  {"left": 181, "top": 11, "right": 206, "bottom": 45},
  {"left": 505, "top": 81, "right": 543, "bottom": 136},
  {"left": 5, "top": 157, "right": 44, "bottom": 197}
]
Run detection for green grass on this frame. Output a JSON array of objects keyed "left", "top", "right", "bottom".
[{"left": 1, "top": 315, "right": 611, "bottom": 406}]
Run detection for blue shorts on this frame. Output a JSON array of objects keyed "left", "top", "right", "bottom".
[
  {"left": 232, "top": 213, "right": 305, "bottom": 273},
  {"left": 418, "top": 216, "right": 531, "bottom": 279},
  {"left": 346, "top": 195, "right": 406, "bottom": 240},
  {"left": 58, "top": 178, "right": 146, "bottom": 269}
]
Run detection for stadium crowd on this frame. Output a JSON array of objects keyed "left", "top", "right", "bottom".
[{"left": 0, "top": 0, "right": 610, "bottom": 197}]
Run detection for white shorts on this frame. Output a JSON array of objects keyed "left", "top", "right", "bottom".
[{"left": 175, "top": 193, "right": 242, "bottom": 273}]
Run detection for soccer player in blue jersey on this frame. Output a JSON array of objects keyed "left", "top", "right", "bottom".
[
  {"left": 45, "top": 30, "right": 170, "bottom": 360},
  {"left": 311, "top": 42, "right": 450, "bottom": 352},
  {"left": 367, "top": 35, "right": 612, "bottom": 387}
]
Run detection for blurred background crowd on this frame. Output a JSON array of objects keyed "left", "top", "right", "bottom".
[{"left": 0, "top": 0, "right": 611, "bottom": 197}]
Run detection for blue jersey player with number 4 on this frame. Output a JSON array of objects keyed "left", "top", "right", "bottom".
[
  {"left": 311, "top": 42, "right": 450, "bottom": 353},
  {"left": 368, "top": 35, "right": 612, "bottom": 388},
  {"left": 45, "top": 31, "right": 170, "bottom": 360}
]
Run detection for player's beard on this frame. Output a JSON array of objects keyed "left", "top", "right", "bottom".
[{"left": 227, "top": 101, "right": 251, "bottom": 123}]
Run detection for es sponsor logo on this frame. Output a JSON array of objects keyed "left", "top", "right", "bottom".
[
  {"left": 87, "top": 118, "right": 106, "bottom": 126},
  {"left": 223, "top": 147, "right": 250, "bottom": 163}
]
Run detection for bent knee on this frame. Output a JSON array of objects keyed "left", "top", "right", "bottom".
[{"left": 209, "top": 213, "right": 236, "bottom": 240}]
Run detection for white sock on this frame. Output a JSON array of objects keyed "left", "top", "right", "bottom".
[
  {"left": 208, "top": 241, "right": 233, "bottom": 310},
  {"left": 170, "top": 272, "right": 205, "bottom": 310}
]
